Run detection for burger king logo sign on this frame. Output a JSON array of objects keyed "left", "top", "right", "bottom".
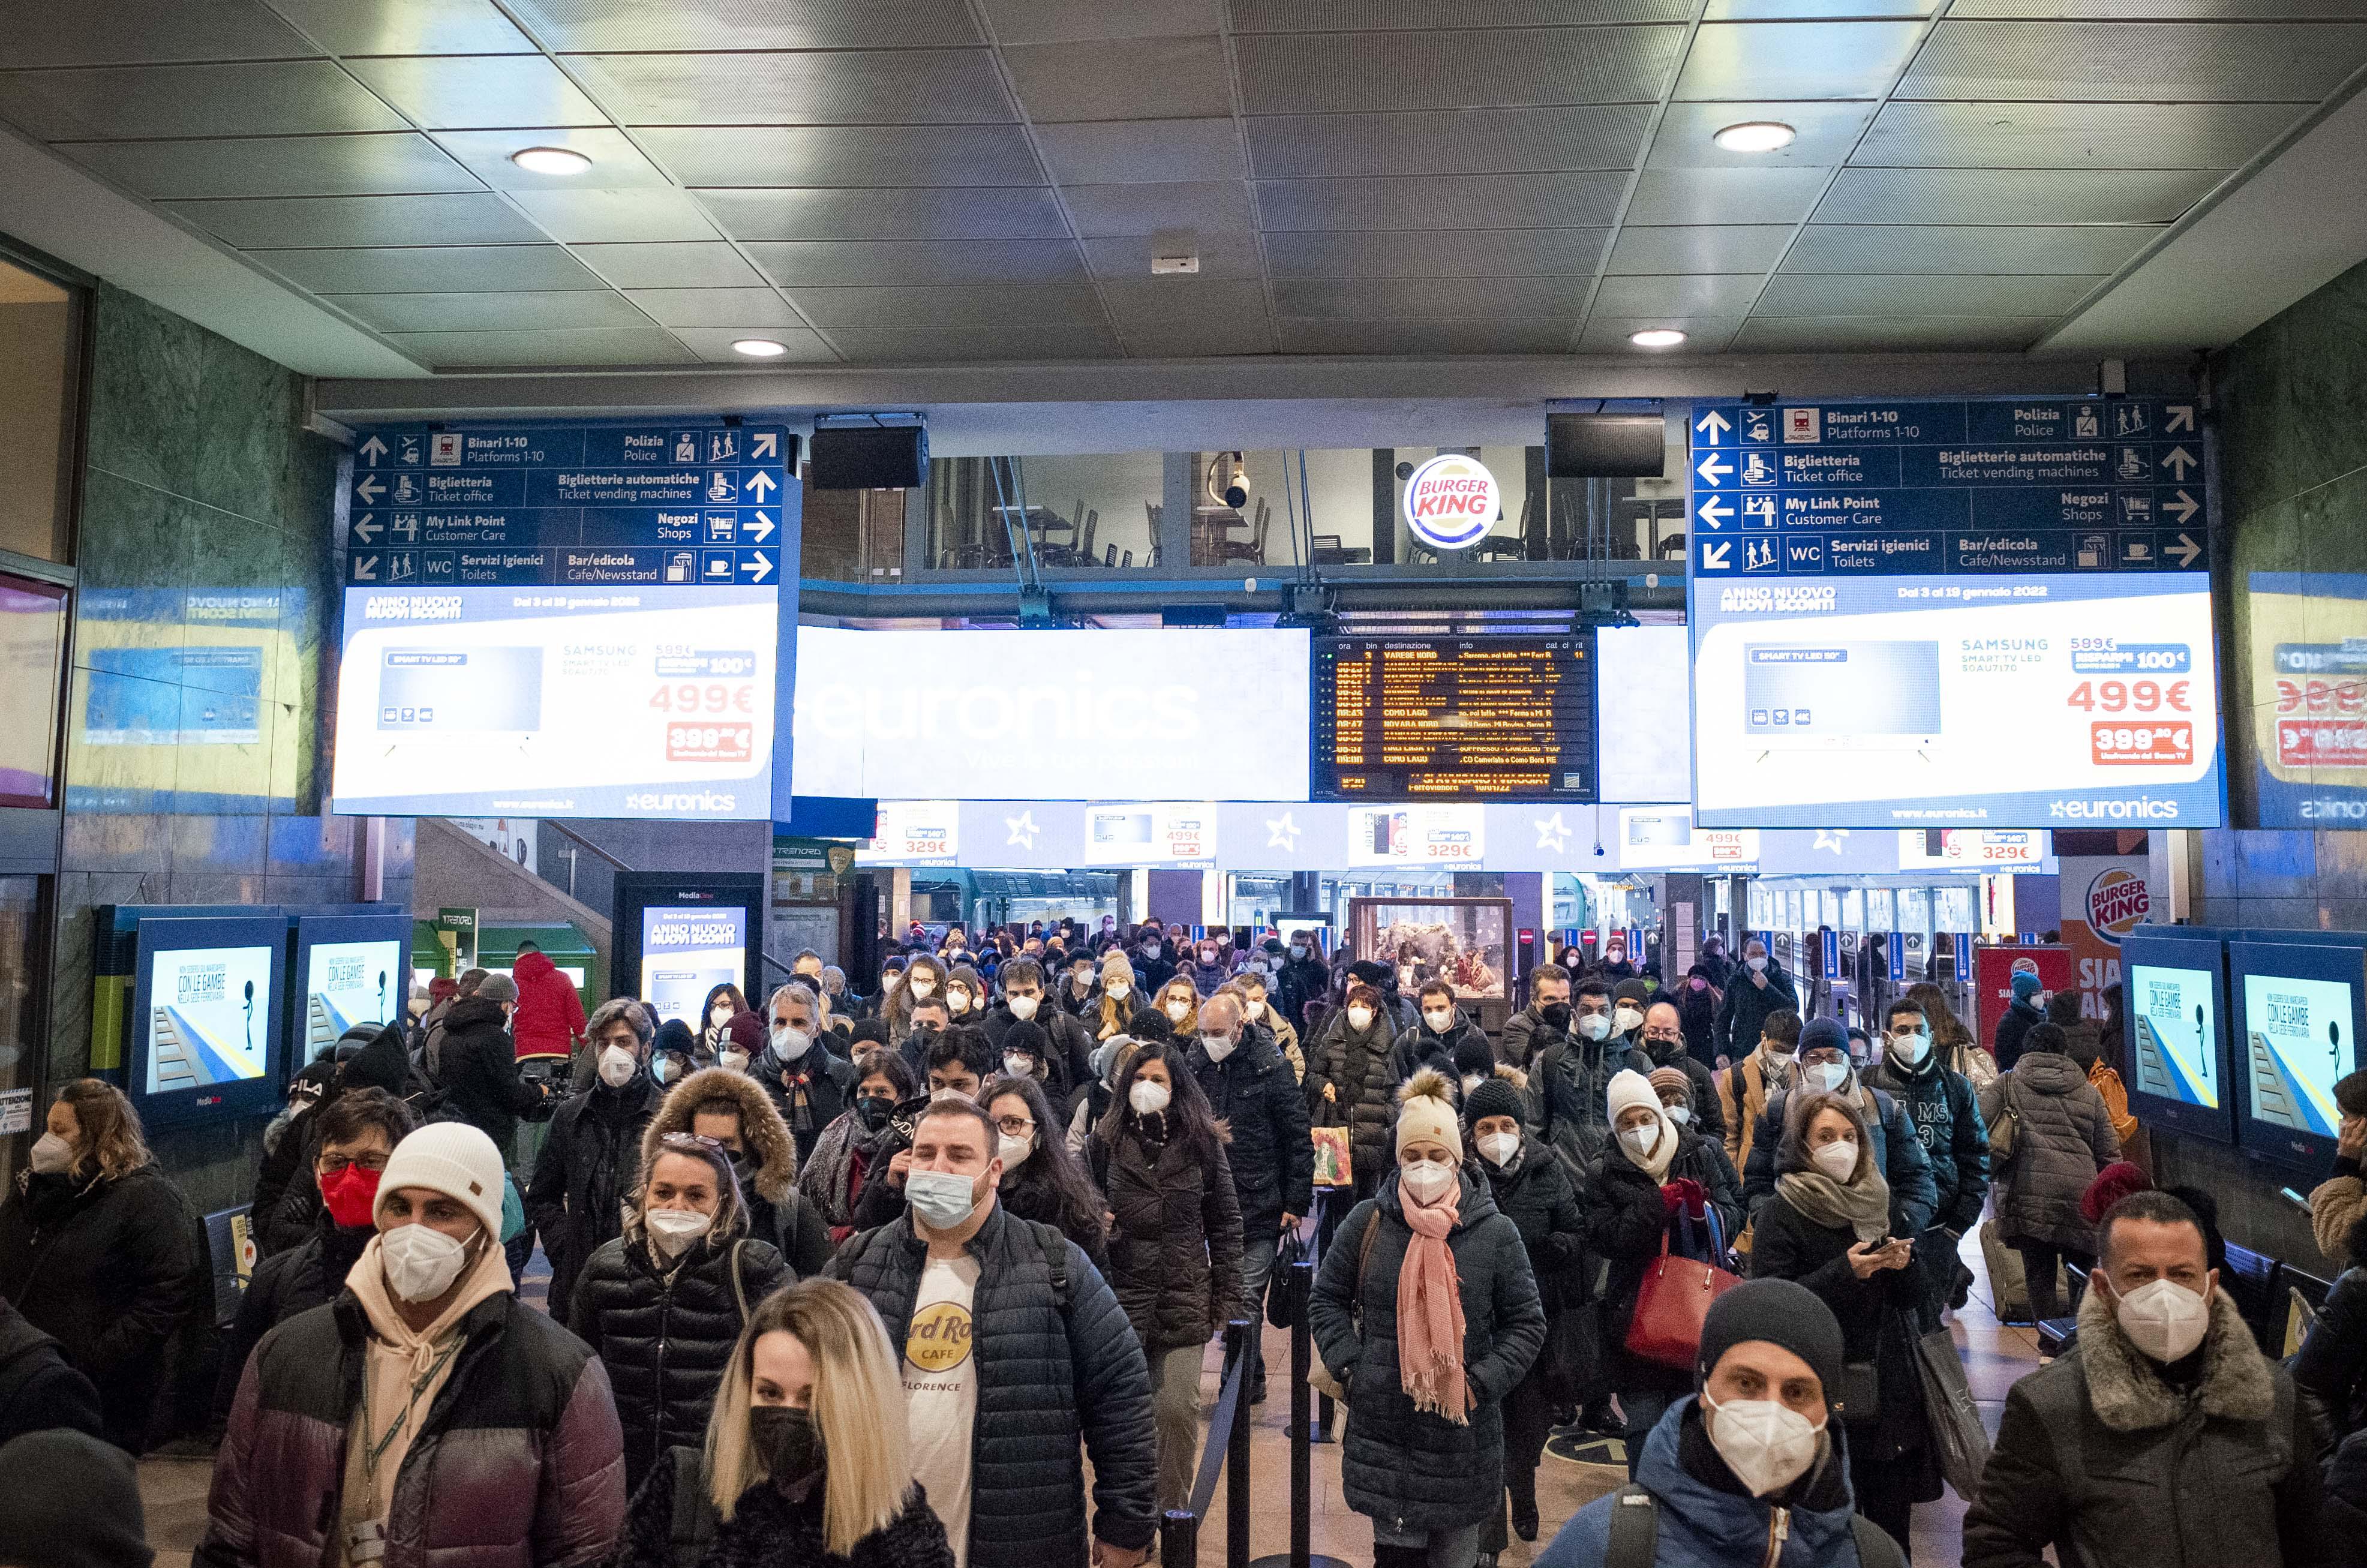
[
  {"left": 2084, "top": 867, "right": 2150, "bottom": 945},
  {"left": 1402, "top": 453, "right": 1498, "bottom": 551}
]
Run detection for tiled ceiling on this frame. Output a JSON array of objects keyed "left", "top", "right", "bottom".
[{"left": 4, "top": 0, "right": 2363, "bottom": 370}]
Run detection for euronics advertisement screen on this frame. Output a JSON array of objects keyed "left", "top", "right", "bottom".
[
  {"left": 639, "top": 906, "right": 747, "bottom": 1029},
  {"left": 144, "top": 942, "right": 275, "bottom": 1095}
]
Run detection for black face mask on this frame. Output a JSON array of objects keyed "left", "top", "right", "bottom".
[
  {"left": 854, "top": 1095, "right": 893, "bottom": 1132},
  {"left": 749, "top": 1405, "right": 825, "bottom": 1491}
]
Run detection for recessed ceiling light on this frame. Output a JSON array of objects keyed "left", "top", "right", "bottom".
[
  {"left": 1630, "top": 328, "right": 1688, "bottom": 348},
  {"left": 1713, "top": 121, "right": 1797, "bottom": 154},
  {"left": 509, "top": 145, "right": 592, "bottom": 176},
  {"left": 731, "top": 338, "right": 789, "bottom": 358}
]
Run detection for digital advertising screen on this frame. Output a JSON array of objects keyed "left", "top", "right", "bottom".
[
  {"left": 295, "top": 914, "right": 411, "bottom": 1062},
  {"left": 855, "top": 801, "right": 961, "bottom": 866},
  {"left": 1616, "top": 806, "right": 1759, "bottom": 869},
  {"left": 638, "top": 905, "right": 749, "bottom": 1029},
  {"left": 789, "top": 626, "right": 1309, "bottom": 801},
  {"left": 2244, "top": 571, "right": 2367, "bottom": 828},
  {"left": 2119, "top": 926, "right": 2236, "bottom": 1144},
  {"left": 1312, "top": 635, "right": 1594, "bottom": 801},
  {"left": 129, "top": 916, "right": 288, "bottom": 1127},
  {"left": 1344, "top": 804, "right": 1486, "bottom": 866},
  {"left": 1081, "top": 802, "right": 1217, "bottom": 866},
  {"left": 1596, "top": 623, "right": 1693, "bottom": 803},
  {"left": 2233, "top": 937, "right": 2367, "bottom": 1167}
]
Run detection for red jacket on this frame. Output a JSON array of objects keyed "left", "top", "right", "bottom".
[{"left": 511, "top": 949, "right": 586, "bottom": 1060}]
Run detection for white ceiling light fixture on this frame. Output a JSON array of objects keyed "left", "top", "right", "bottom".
[
  {"left": 509, "top": 145, "right": 593, "bottom": 176},
  {"left": 1712, "top": 121, "right": 1797, "bottom": 154},
  {"left": 730, "top": 338, "right": 788, "bottom": 358},
  {"left": 1629, "top": 328, "right": 1688, "bottom": 348}
]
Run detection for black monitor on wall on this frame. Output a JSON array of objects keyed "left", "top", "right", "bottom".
[
  {"left": 2231, "top": 935, "right": 2367, "bottom": 1170},
  {"left": 614, "top": 872, "right": 767, "bottom": 1032},
  {"left": 128, "top": 915, "right": 290, "bottom": 1128},
  {"left": 292, "top": 912, "right": 413, "bottom": 1067},
  {"left": 2119, "top": 925, "right": 2237, "bottom": 1145}
]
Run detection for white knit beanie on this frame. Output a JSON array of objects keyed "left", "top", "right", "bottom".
[
  {"left": 377, "top": 1122, "right": 507, "bottom": 1240},
  {"left": 1606, "top": 1067, "right": 1664, "bottom": 1132},
  {"left": 1395, "top": 1068, "right": 1464, "bottom": 1161}
]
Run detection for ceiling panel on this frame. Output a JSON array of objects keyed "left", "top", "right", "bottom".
[
  {"left": 1081, "top": 232, "right": 1266, "bottom": 278},
  {"left": 1255, "top": 171, "right": 1627, "bottom": 229},
  {"left": 1781, "top": 221, "right": 2159, "bottom": 272},
  {"left": 507, "top": 187, "right": 720, "bottom": 242},
  {"left": 1730, "top": 313, "right": 2051, "bottom": 349},
  {"left": 1593, "top": 272, "right": 1767, "bottom": 314},
  {"left": 1647, "top": 100, "right": 1881, "bottom": 167},
  {"left": 1818, "top": 165, "right": 2219, "bottom": 223},
  {"left": 1098, "top": 277, "right": 1269, "bottom": 319},
  {"left": 1275, "top": 318, "right": 1577, "bottom": 353},
  {"left": 829, "top": 322, "right": 1123, "bottom": 361},
  {"left": 1706, "top": 0, "right": 1935, "bottom": 14},
  {"left": 1948, "top": 0, "right": 2367, "bottom": 15},
  {"left": 507, "top": 0, "right": 981, "bottom": 49},
  {"left": 325, "top": 288, "right": 650, "bottom": 331},
  {"left": 245, "top": 244, "right": 608, "bottom": 292},
  {"left": 343, "top": 54, "right": 609, "bottom": 129},
  {"left": 1272, "top": 276, "right": 1585, "bottom": 319},
  {"left": 160, "top": 193, "right": 547, "bottom": 248},
  {"left": 1236, "top": 28, "right": 1685, "bottom": 113},
  {"left": 1858, "top": 100, "right": 2305, "bottom": 168},
  {"left": 1062, "top": 181, "right": 1257, "bottom": 235},
  {"left": 262, "top": 0, "right": 538, "bottom": 54},
  {"left": 983, "top": 0, "right": 1227, "bottom": 43},
  {"left": 1626, "top": 166, "right": 1833, "bottom": 224},
  {"left": 632, "top": 125, "right": 1045, "bottom": 187},
  {"left": 1675, "top": 21, "right": 1927, "bottom": 100},
  {"left": 744, "top": 239, "right": 1089, "bottom": 286},
  {"left": 785, "top": 284, "right": 1107, "bottom": 328},
  {"left": 1231, "top": 0, "right": 1691, "bottom": 27},
  {"left": 1035, "top": 119, "right": 1244, "bottom": 185},
  {"left": 1264, "top": 227, "right": 1609, "bottom": 277},
  {"left": 429, "top": 127, "right": 673, "bottom": 188},
  {"left": 1754, "top": 271, "right": 2104, "bottom": 313},
  {"left": 1002, "top": 37, "right": 1235, "bottom": 121},
  {"left": 696, "top": 186, "right": 1070, "bottom": 241},
  {"left": 1575, "top": 314, "right": 1745, "bottom": 350},
  {"left": 572, "top": 49, "right": 1013, "bottom": 126},
  {"left": 570, "top": 241, "right": 767, "bottom": 287},
  {"left": 380, "top": 325, "right": 699, "bottom": 366},
  {"left": 59, "top": 133, "right": 482, "bottom": 201},
  {"left": 1118, "top": 317, "right": 1279, "bottom": 356},
  {"left": 667, "top": 325, "right": 838, "bottom": 363},
  {"left": 1246, "top": 106, "right": 1648, "bottom": 178},
  {"left": 620, "top": 287, "right": 806, "bottom": 327},
  {"left": 4, "top": 0, "right": 313, "bottom": 67},
  {"left": 1606, "top": 223, "right": 1797, "bottom": 272},
  {"left": 0, "top": 61, "right": 406, "bottom": 140},
  {"left": 1899, "top": 20, "right": 2367, "bottom": 101}
]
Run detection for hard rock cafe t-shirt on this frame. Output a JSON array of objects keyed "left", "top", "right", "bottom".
[{"left": 904, "top": 1254, "right": 982, "bottom": 1568}]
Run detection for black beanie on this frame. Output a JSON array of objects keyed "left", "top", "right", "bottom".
[
  {"left": 1695, "top": 1278, "right": 1846, "bottom": 1399},
  {"left": 1453, "top": 1034, "right": 1497, "bottom": 1079},
  {"left": 1464, "top": 1073, "right": 1527, "bottom": 1128},
  {"left": 1001, "top": 1020, "right": 1052, "bottom": 1059},
  {"left": 0, "top": 1429, "right": 152, "bottom": 1568},
  {"left": 1613, "top": 978, "right": 1653, "bottom": 1007}
]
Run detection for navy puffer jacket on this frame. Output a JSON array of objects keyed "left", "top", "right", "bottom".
[{"left": 1187, "top": 1030, "right": 1312, "bottom": 1233}]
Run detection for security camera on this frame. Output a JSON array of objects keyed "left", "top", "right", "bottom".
[{"left": 1206, "top": 452, "right": 1249, "bottom": 510}]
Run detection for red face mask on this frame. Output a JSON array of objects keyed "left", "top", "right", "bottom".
[{"left": 320, "top": 1163, "right": 383, "bottom": 1229}]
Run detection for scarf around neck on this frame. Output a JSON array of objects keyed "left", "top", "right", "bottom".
[
  {"left": 1618, "top": 1113, "right": 1681, "bottom": 1183},
  {"left": 1395, "top": 1176, "right": 1470, "bottom": 1425},
  {"left": 1774, "top": 1161, "right": 1892, "bottom": 1242}
]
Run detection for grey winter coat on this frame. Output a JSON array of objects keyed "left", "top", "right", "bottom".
[
  {"left": 1536, "top": 1034, "right": 1639, "bottom": 1182},
  {"left": 1309, "top": 1169, "right": 1547, "bottom": 1534},
  {"left": 1979, "top": 1052, "right": 2119, "bottom": 1251},
  {"left": 1962, "top": 1285, "right": 2321, "bottom": 1568}
]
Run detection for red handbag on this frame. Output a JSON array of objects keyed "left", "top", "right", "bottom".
[{"left": 1624, "top": 1212, "right": 1744, "bottom": 1371}]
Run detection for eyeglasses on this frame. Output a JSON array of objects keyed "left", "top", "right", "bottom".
[
  {"left": 660, "top": 1132, "right": 729, "bottom": 1154},
  {"left": 317, "top": 1152, "right": 389, "bottom": 1176},
  {"left": 995, "top": 1115, "right": 1036, "bottom": 1137}
]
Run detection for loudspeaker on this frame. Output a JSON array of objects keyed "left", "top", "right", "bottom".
[
  {"left": 811, "top": 425, "right": 928, "bottom": 489},
  {"left": 1546, "top": 412, "right": 1666, "bottom": 478}
]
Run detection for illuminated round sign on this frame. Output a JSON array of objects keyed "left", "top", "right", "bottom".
[
  {"left": 1402, "top": 453, "right": 1498, "bottom": 550},
  {"left": 2085, "top": 866, "right": 2150, "bottom": 944}
]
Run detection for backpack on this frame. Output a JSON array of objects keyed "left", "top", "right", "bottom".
[{"left": 1600, "top": 1483, "right": 1905, "bottom": 1568}]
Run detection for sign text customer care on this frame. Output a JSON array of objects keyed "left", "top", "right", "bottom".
[{"left": 1402, "top": 454, "right": 1498, "bottom": 551}]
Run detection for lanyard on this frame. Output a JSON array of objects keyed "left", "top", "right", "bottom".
[{"left": 358, "top": 1335, "right": 464, "bottom": 1518}]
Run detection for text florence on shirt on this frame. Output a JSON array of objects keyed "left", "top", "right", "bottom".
[{"left": 905, "top": 1254, "right": 981, "bottom": 1568}]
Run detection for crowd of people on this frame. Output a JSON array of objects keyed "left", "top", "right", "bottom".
[{"left": 0, "top": 917, "right": 2351, "bottom": 1568}]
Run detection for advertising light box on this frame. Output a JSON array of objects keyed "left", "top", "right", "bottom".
[
  {"left": 855, "top": 801, "right": 961, "bottom": 866},
  {"left": 130, "top": 916, "right": 289, "bottom": 1128},
  {"left": 295, "top": 914, "right": 410, "bottom": 1062},
  {"left": 790, "top": 626, "right": 1309, "bottom": 801},
  {"left": 2245, "top": 571, "right": 2367, "bottom": 828},
  {"left": 2120, "top": 926, "right": 2236, "bottom": 1145},
  {"left": 1596, "top": 624, "right": 1692, "bottom": 804},
  {"left": 1345, "top": 804, "right": 1486, "bottom": 865},
  {"left": 1618, "top": 806, "right": 1759, "bottom": 869},
  {"left": 639, "top": 905, "right": 748, "bottom": 1030},
  {"left": 1082, "top": 802, "right": 1216, "bottom": 866},
  {"left": 2230, "top": 937, "right": 2365, "bottom": 1172}
]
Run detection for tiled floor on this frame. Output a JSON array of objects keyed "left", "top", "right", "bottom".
[{"left": 140, "top": 1231, "right": 2039, "bottom": 1568}]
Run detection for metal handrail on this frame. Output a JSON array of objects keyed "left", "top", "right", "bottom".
[{"left": 541, "top": 819, "right": 629, "bottom": 871}]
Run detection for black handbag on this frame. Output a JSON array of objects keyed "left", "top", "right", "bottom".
[
  {"left": 1834, "top": 1360, "right": 1880, "bottom": 1428},
  {"left": 1266, "top": 1230, "right": 1311, "bottom": 1329}
]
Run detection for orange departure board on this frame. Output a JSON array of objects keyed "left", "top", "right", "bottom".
[{"left": 1313, "top": 635, "right": 1596, "bottom": 801}]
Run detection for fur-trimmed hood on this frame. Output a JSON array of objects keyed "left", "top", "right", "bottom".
[
  {"left": 2075, "top": 1276, "right": 2275, "bottom": 1432},
  {"left": 1491, "top": 1062, "right": 1528, "bottom": 1092},
  {"left": 642, "top": 1066, "right": 797, "bottom": 1203}
]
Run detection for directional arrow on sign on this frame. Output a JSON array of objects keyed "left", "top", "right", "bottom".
[
  {"left": 352, "top": 515, "right": 381, "bottom": 545},
  {"left": 1696, "top": 452, "right": 1732, "bottom": 487},
  {"left": 752, "top": 432, "right": 779, "bottom": 459},
  {"left": 744, "top": 470, "right": 778, "bottom": 502},
  {"left": 1701, "top": 540, "right": 1732, "bottom": 569},
  {"left": 1697, "top": 496, "right": 1731, "bottom": 530},
  {"left": 2165, "top": 405, "right": 2195, "bottom": 434},
  {"left": 2169, "top": 533, "right": 2202, "bottom": 568},
  {"left": 2161, "top": 445, "right": 2197, "bottom": 479},
  {"left": 743, "top": 555, "right": 774, "bottom": 582},
  {"left": 746, "top": 510, "right": 776, "bottom": 543},
  {"left": 1695, "top": 409, "right": 1731, "bottom": 446},
  {"left": 358, "top": 434, "right": 387, "bottom": 467},
  {"left": 355, "top": 474, "right": 383, "bottom": 504},
  {"left": 2165, "top": 489, "right": 2200, "bottom": 525},
  {"left": 354, "top": 555, "right": 379, "bottom": 581}
]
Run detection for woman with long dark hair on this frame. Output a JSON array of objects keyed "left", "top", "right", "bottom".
[
  {"left": 980, "top": 1072, "right": 1109, "bottom": 1269},
  {"left": 702, "top": 983, "right": 752, "bottom": 1063}
]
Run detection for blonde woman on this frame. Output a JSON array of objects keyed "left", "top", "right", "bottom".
[
  {"left": 1153, "top": 977, "right": 1200, "bottom": 1038},
  {"left": 1095, "top": 950, "right": 1138, "bottom": 1042},
  {"left": 611, "top": 1277, "right": 953, "bottom": 1568}
]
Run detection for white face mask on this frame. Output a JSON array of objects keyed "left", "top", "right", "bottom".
[
  {"left": 597, "top": 1044, "right": 638, "bottom": 1089},
  {"left": 718, "top": 1048, "right": 750, "bottom": 1072},
  {"left": 1577, "top": 1012, "right": 1611, "bottom": 1042},
  {"left": 1164, "top": 999, "right": 1191, "bottom": 1023},
  {"left": 2113, "top": 1276, "right": 2212, "bottom": 1363},
  {"left": 1667, "top": 1103, "right": 1693, "bottom": 1126},
  {"left": 1423, "top": 1008, "right": 1454, "bottom": 1032},
  {"left": 1478, "top": 1131, "right": 1521, "bottom": 1167},
  {"left": 1240, "top": 997, "right": 1264, "bottom": 1020},
  {"left": 1129, "top": 1079, "right": 1172, "bottom": 1116},
  {"left": 1007, "top": 993, "right": 1040, "bottom": 1021},
  {"left": 1201, "top": 1032, "right": 1235, "bottom": 1063},
  {"left": 1703, "top": 1391, "right": 1825, "bottom": 1497},
  {"left": 1107, "top": 981, "right": 1131, "bottom": 1001},
  {"left": 28, "top": 1133, "right": 74, "bottom": 1175},
  {"left": 1613, "top": 1005, "right": 1644, "bottom": 1034},
  {"left": 946, "top": 990, "right": 972, "bottom": 1014},
  {"left": 1073, "top": 973, "right": 1094, "bottom": 992},
  {"left": 645, "top": 1206, "right": 712, "bottom": 1259},
  {"left": 1346, "top": 1006, "right": 1374, "bottom": 1031},
  {"left": 1005, "top": 1051, "right": 1039, "bottom": 1078},
  {"left": 771, "top": 1025, "right": 812, "bottom": 1061},
  {"left": 381, "top": 1223, "right": 473, "bottom": 1303},
  {"left": 882, "top": 973, "right": 903, "bottom": 993},
  {"left": 653, "top": 1057, "right": 677, "bottom": 1085},
  {"left": 1746, "top": 956, "right": 1770, "bottom": 974},
  {"left": 1806, "top": 1061, "right": 1851, "bottom": 1094},
  {"left": 709, "top": 1005, "right": 734, "bottom": 1027},
  {"left": 1888, "top": 1030, "right": 1931, "bottom": 1066},
  {"left": 910, "top": 978, "right": 936, "bottom": 999},
  {"left": 1399, "top": 1160, "right": 1456, "bottom": 1203},
  {"left": 1812, "top": 1139, "right": 1859, "bottom": 1180},
  {"left": 997, "top": 1131, "right": 1035, "bottom": 1169},
  {"left": 1623, "top": 1123, "right": 1661, "bottom": 1158},
  {"left": 1462, "top": 1073, "right": 1484, "bottom": 1095}
]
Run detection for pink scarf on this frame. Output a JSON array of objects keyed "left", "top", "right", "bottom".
[{"left": 1395, "top": 1183, "right": 1469, "bottom": 1425}]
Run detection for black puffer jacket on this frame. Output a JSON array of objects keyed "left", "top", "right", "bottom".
[
  {"left": 0, "top": 1294, "right": 102, "bottom": 1447},
  {"left": 1475, "top": 1132, "right": 1586, "bottom": 1310},
  {"left": 823, "top": 1205, "right": 1158, "bottom": 1568},
  {"left": 1309, "top": 1169, "right": 1547, "bottom": 1534},
  {"left": 438, "top": 995, "right": 545, "bottom": 1152},
  {"left": 1305, "top": 1010, "right": 1400, "bottom": 1179},
  {"left": 611, "top": 1449, "right": 953, "bottom": 1568},
  {"left": 1535, "top": 1034, "right": 1639, "bottom": 1182},
  {"left": 569, "top": 1230, "right": 789, "bottom": 1496},
  {"left": 2299, "top": 1264, "right": 2367, "bottom": 1459},
  {"left": 1089, "top": 1118, "right": 1245, "bottom": 1353},
  {"left": 1864, "top": 1050, "right": 1990, "bottom": 1234},
  {"left": 1979, "top": 1051, "right": 2119, "bottom": 1250},
  {"left": 1188, "top": 1032, "right": 1312, "bottom": 1232},
  {"left": 1389, "top": 1014, "right": 1491, "bottom": 1085},
  {"left": 1589, "top": 1131, "right": 1746, "bottom": 1395},
  {"left": 214, "top": 1208, "right": 373, "bottom": 1421},
  {"left": 1633, "top": 1036, "right": 1727, "bottom": 1148},
  {"left": 250, "top": 1026, "right": 414, "bottom": 1257},
  {"left": 529, "top": 1073, "right": 665, "bottom": 1319},
  {"left": 0, "top": 1161, "right": 197, "bottom": 1450}
]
